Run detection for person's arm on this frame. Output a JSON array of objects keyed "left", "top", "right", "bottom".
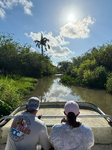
[
  {"left": 39, "top": 124, "right": 51, "bottom": 150},
  {"left": 61, "top": 117, "right": 66, "bottom": 123},
  {"left": 49, "top": 127, "right": 55, "bottom": 149}
]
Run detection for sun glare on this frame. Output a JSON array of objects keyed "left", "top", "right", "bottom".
[{"left": 68, "top": 14, "right": 74, "bottom": 22}]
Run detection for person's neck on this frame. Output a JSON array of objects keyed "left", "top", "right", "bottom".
[
  {"left": 66, "top": 120, "right": 81, "bottom": 128},
  {"left": 26, "top": 110, "right": 37, "bottom": 115}
]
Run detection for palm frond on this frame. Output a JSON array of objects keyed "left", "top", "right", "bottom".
[
  {"left": 36, "top": 43, "right": 40, "bottom": 48},
  {"left": 34, "top": 40, "right": 40, "bottom": 43},
  {"left": 48, "top": 45, "right": 50, "bottom": 49}
]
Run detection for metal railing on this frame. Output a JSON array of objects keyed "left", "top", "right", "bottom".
[{"left": 1, "top": 114, "right": 112, "bottom": 121}]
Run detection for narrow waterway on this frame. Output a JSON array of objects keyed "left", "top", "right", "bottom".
[{"left": 23, "top": 74, "right": 112, "bottom": 116}]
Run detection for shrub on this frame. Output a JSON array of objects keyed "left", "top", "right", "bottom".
[
  {"left": 106, "top": 73, "right": 112, "bottom": 93},
  {"left": 0, "top": 99, "right": 12, "bottom": 117},
  {"left": 83, "top": 70, "right": 95, "bottom": 87},
  {"left": 94, "top": 66, "right": 107, "bottom": 88},
  {"left": 0, "top": 75, "right": 38, "bottom": 117},
  {"left": 83, "top": 66, "right": 107, "bottom": 88},
  {"left": 71, "top": 68, "right": 78, "bottom": 78},
  {"left": 77, "top": 59, "right": 96, "bottom": 78}
]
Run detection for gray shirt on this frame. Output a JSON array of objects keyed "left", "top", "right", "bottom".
[
  {"left": 5, "top": 111, "right": 51, "bottom": 150},
  {"left": 49, "top": 123, "right": 94, "bottom": 150}
]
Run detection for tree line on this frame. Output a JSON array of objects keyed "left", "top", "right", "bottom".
[
  {"left": 58, "top": 42, "right": 112, "bottom": 93},
  {"left": 0, "top": 33, "right": 56, "bottom": 78},
  {"left": 0, "top": 32, "right": 56, "bottom": 117}
]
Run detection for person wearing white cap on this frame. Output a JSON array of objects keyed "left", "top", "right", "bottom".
[
  {"left": 5, "top": 97, "right": 51, "bottom": 150},
  {"left": 49, "top": 101, "right": 94, "bottom": 150}
]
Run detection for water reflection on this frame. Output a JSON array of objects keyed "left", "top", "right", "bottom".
[
  {"left": 23, "top": 75, "right": 112, "bottom": 115},
  {"left": 23, "top": 75, "right": 83, "bottom": 102},
  {"left": 70, "top": 86, "right": 112, "bottom": 115},
  {"left": 43, "top": 78, "right": 83, "bottom": 102}
]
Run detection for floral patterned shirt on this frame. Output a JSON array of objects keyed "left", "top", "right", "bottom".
[{"left": 49, "top": 123, "right": 94, "bottom": 150}]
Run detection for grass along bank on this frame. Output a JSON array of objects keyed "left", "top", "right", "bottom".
[{"left": 0, "top": 75, "right": 38, "bottom": 117}]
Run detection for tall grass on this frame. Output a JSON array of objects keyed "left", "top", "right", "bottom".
[{"left": 0, "top": 75, "right": 38, "bottom": 117}]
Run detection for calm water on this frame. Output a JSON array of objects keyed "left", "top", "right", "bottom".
[{"left": 23, "top": 74, "right": 112, "bottom": 116}]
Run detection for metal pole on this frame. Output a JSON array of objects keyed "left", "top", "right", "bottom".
[{"left": 0, "top": 114, "right": 112, "bottom": 122}]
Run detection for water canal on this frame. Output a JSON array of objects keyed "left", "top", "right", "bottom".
[{"left": 23, "top": 74, "right": 112, "bottom": 116}]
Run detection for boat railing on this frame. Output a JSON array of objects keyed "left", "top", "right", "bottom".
[{"left": 0, "top": 114, "right": 112, "bottom": 120}]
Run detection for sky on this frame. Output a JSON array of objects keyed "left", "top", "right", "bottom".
[{"left": 0, "top": 0, "right": 112, "bottom": 66}]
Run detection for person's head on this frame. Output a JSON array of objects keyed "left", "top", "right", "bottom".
[
  {"left": 64, "top": 101, "right": 80, "bottom": 127},
  {"left": 64, "top": 101, "right": 80, "bottom": 116},
  {"left": 26, "top": 97, "right": 40, "bottom": 114}
]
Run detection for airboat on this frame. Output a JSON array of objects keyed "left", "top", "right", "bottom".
[{"left": 0, "top": 102, "right": 112, "bottom": 150}]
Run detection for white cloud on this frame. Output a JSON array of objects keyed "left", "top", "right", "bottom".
[
  {"left": 45, "top": 32, "right": 69, "bottom": 46},
  {"left": 0, "top": 1, "right": 6, "bottom": 8},
  {"left": 26, "top": 31, "right": 72, "bottom": 58},
  {"left": 0, "top": 0, "right": 33, "bottom": 18},
  {"left": 60, "top": 15, "right": 95, "bottom": 39},
  {"left": 24, "top": 32, "right": 29, "bottom": 37},
  {"left": 52, "top": 62, "right": 57, "bottom": 67},
  {"left": 24, "top": 7, "right": 32, "bottom": 15},
  {"left": 30, "top": 47, "right": 36, "bottom": 52},
  {"left": 48, "top": 45, "right": 72, "bottom": 58},
  {"left": 0, "top": 8, "right": 6, "bottom": 19},
  {"left": 19, "top": 0, "right": 33, "bottom": 15},
  {"left": 29, "top": 32, "right": 41, "bottom": 41}
]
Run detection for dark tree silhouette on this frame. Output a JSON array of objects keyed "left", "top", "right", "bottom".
[{"left": 34, "top": 33, "right": 50, "bottom": 55}]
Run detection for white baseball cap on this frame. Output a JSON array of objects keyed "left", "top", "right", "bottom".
[
  {"left": 27, "top": 97, "right": 40, "bottom": 110},
  {"left": 64, "top": 101, "right": 79, "bottom": 115}
]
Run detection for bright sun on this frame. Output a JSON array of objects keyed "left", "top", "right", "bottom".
[{"left": 68, "top": 14, "right": 74, "bottom": 22}]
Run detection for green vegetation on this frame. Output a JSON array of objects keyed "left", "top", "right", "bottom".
[
  {"left": 59, "top": 42, "right": 112, "bottom": 93},
  {"left": 0, "top": 75, "right": 38, "bottom": 117},
  {"left": 0, "top": 33, "right": 56, "bottom": 117},
  {"left": 0, "top": 33, "right": 56, "bottom": 78}
]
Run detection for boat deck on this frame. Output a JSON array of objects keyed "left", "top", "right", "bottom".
[
  {"left": 0, "top": 102, "right": 112, "bottom": 150},
  {"left": 38, "top": 108, "right": 110, "bottom": 127}
]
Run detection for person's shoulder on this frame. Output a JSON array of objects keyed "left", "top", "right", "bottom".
[
  {"left": 53, "top": 123, "right": 61, "bottom": 127},
  {"left": 14, "top": 112, "right": 25, "bottom": 118},
  {"left": 37, "top": 118, "right": 45, "bottom": 125},
  {"left": 52, "top": 123, "right": 66, "bottom": 129},
  {"left": 50, "top": 123, "right": 64, "bottom": 134},
  {"left": 16, "top": 111, "right": 29, "bottom": 117},
  {"left": 34, "top": 117, "right": 44, "bottom": 124},
  {"left": 80, "top": 124, "right": 93, "bottom": 136},
  {"left": 80, "top": 124, "right": 92, "bottom": 131}
]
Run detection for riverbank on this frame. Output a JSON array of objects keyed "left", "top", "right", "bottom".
[
  {"left": 0, "top": 75, "right": 38, "bottom": 117},
  {"left": 60, "top": 74, "right": 112, "bottom": 94}
]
